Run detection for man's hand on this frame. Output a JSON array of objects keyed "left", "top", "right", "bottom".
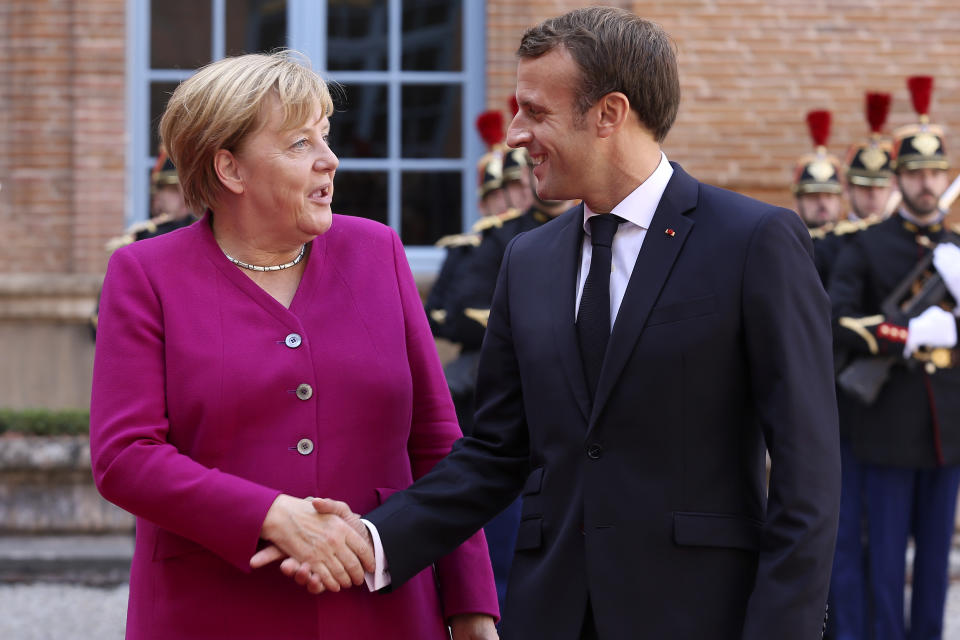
[
  {"left": 271, "top": 498, "right": 376, "bottom": 594},
  {"left": 249, "top": 495, "right": 374, "bottom": 594},
  {"left": 904, "top": 304, "right": 958, "bottom": 357},
  {"left": 450, "top": 613, "right": 499, "bottom": 640},
  {"left": 934, "top": 243, "right": 960, "bottom": 302}
]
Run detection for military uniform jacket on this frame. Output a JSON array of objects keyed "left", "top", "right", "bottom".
[
  {"left": 812, "top": 218, "right": 882, "bottom": 440},
  {"left": 447, "top": 206, "right": 561, "bottom": 351},
  {"left": 425, "top": 237, "right": 477, "bottom": 340},
  {"left": 829, "top": 214, "right": 960, "bottom": 468}
]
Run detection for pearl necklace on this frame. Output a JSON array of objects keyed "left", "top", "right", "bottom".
[{"left": 224, "top": 244, "right": 306, "bottom": 272}]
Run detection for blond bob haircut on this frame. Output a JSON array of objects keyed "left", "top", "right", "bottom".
[{"left": 159, "top": 50, "right": 333, "bottom": 213}]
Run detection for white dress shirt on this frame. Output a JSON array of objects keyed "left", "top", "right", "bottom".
[
  {"left": 576, "top": 151, "right": 674, "bottom": 326},
  {"left": 361, "top": 152, "right": 675, "bottom": 591}
]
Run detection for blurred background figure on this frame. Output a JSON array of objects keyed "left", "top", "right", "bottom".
[
  {"left": 793, "top": 110, "right": 845, "bottom": 230},
  {"left": 443, "top": 153, "right": 574, "bottom": 612},
  {"left": 92, "top": 147, "right": 198, "bottom": 339},
  {"left": 814, "top": 93, "right": 895, "bottom": 286},
  {"left": 476, "top": 110, "right": 509, "bottom": 218},
  {"left": 844, "top": 92, "right": 898, "bottom": 222},
  {"left": 425, "top": 110, "right": 506, "bottom": 341},
  {"left": 141, "top": 146, "right": 197, "bottom": 238},
  {"left": 823, "top": 90, "right": 896, "bottom": 640}
]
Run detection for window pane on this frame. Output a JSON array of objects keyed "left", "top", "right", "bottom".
[
  {"left": 327, "top": 0, "right": 388, "bottom": 71},
  {"left": 149, "top": 82, "right": 180, "bottom": 156},
  {"left": 402, "top": 172, "right": 461, "bottom": 245},
  {"left": 401, "top": 85, "right": 461, "bottom": 158},
  {"left": 329, "top": 84, "right": 388, "bottom": 158},
  {"left": 226, "top": 0, "right": 288, "bottom": 57},
  {"left": 402, "top": 0, "right": 462, "bottom": 71},
  {"left": 151, "top": 0, "right": 211, "bottom": 69},
  {"left": 333, "top": 172, "right": 388, "bottom": 225}
]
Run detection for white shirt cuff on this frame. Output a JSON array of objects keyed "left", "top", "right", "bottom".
[{"left": 360, "top": 518, "right": 392, "bottom": 591}]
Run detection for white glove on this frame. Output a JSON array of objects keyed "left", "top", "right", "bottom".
[
  {"left": 933, "top": 243, "right": 960, "bottom": 303},
  {"left": 904, "top": 305, "right": 958, "bottom": 358}
]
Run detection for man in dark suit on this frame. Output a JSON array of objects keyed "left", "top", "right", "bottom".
[{"left": 277, "top": 8, "right": 840, "bottom": 639}]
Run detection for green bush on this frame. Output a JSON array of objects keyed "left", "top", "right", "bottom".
[{"left": 0, "top": 408, "right": 90, "bottom": 436}]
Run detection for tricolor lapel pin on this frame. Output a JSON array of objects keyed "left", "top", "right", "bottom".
[{"left": 665, "top": 228, "right": 676, "bottom": 237}]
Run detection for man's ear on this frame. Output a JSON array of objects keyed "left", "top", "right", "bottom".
[
  {"left": 595, "top": 92, "right": 631, "bottom": 139},
  {"left": 214, "top": 149, "right": 244, "bottom": 195}
]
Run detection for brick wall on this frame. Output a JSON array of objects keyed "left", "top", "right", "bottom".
[
  {"left": 0, "top": 0, "right": 125, "bottom": 276},
  {"left": 487, "top": 0, "right": 960, "bottom": 212},
  {"left": 3, "top": 1, "right": 958, "bottom": 278}
]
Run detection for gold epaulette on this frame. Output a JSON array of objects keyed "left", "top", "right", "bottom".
[
  {"left": 463, "top": 307, "right": 491, "bottom": 328},
  {"left": 832, "top": 215, "right": 883, "bottom": 237},
  {"left": 104, "top": 233, "right": 136, "bottom": 252},
  {"left": 471, "top": 207, "right": 525, "bottom": 232},
  {"left": 104, "top": 213, "right": 175, "bottom": 252},
  {"left": 434, "top": 232, "right": 481, "bottom": 248},
  {"left": 808, "top": 223, "right": 833, "bottom": 241},
  {"left": 472, "top": 216, "right": 503, "bottom": 232},
  {"left": 497, "top": 207, "right": 525, "bottom": 223}
]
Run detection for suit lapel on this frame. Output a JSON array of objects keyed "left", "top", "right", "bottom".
[
  {"left": 589, "top": 165, "right": 699, "bottom": 426},
  {"left": 548, "top": 204, "right": 592, "bottom": 422}
]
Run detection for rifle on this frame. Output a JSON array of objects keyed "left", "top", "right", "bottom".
[
  {"left": 835, "top": 172, "right": 960, "bottom": 404},
  {"left": 837, "top": 241, "right": 958, "bottom": 404}
]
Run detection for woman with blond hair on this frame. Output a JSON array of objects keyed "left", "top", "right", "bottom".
[{"left": 90, "top": 50, "right": 498, "bottom": 639}]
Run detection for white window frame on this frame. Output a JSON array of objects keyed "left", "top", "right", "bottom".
[{"left": 126, "top": 0, "right": 487, "bottom": 274}]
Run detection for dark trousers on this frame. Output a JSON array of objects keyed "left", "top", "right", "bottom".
[
  {"left": 864, "top": 464, "right": 960, "bottom": 640},
  {"left": 827, "top": 439, "right": 869, "bottom": 640}
]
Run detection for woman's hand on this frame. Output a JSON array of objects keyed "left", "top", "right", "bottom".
[
  {"left": 449, "top": 614, "right": 499, "bottom": 640},
  {"left": 251, "top": 495, "right": 374, "bottom": 593}
]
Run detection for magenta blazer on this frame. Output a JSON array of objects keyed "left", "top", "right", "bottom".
[{"left": 90, "top": 212, "right": 498, "bottom": 639}]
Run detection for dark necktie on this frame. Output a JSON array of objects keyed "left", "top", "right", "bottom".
[{"left": 577, "top": 214, "right": 625, "bottom": 400}]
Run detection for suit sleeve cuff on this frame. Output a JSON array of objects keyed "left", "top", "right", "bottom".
[{"left": 360, "top": 518, "right": 392, "bottom": 592}]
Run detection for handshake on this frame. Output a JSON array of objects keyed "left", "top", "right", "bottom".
[
  {"left": 249, "top": 495, "right": 500, "bottom": 639},
  {"left": 250, "top": 495, "right": 375, "bottom": 595}
]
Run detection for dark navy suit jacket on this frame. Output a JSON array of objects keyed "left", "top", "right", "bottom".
[{"left": 367, "top": 163, "right": 840, "bottom": 640}]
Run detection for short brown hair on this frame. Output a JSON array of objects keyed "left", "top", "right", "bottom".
[
  {"left": 517, "top": 7, "right": 679, "bottom": 142},
  {"left": 159, "top": 50, "right": 333, "bottom": 213}
]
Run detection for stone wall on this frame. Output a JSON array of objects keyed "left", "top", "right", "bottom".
[
  {"left": 0, "top": 435, "right": 132, "bottom": 534},
  {"left": 0, "top": 274, "right": 100, "bottom": 410}
]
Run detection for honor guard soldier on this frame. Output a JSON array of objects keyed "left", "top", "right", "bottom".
[
  {"left": 441, "top": 145, "right": 575, "bottom": 612},
  {"left": 794, "top": 110, "right": 845, "bottom": 231},
  {"left": 476, "top": 110, "right": 510, "bottom": 218},
  {"left": 93, "top": 147, "right": 197, "bottom": 338},
  {"left": 104, "top": 146, "right": 197, "bottom": 251},
  {"left": 829, "top": 76, "right": 960, "bottom": 640},
  {"left": 845, "top": 92, "right": 897, "bottom": 221},
  {"left": 823, "top": 91, "right": 896, "bottom": 640},
  {"left": 425, "top": 110, "right": 507, "bottom": 338},
  {"left": 815, "top": 93, "right": 895, "bottom": 286}
]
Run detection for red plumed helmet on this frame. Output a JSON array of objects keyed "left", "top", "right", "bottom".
[
  {"left": 865, "top": 92, "right": 891, "bottom": 134},
  {"left": 476, "top": 111, "right": 504, "bottom": 148},
  {"left": 907, "top": 76, "right": 933, "bottom": 117},
  {"left": 806, "top": 110, "right": 831, "bottom": 148}
]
